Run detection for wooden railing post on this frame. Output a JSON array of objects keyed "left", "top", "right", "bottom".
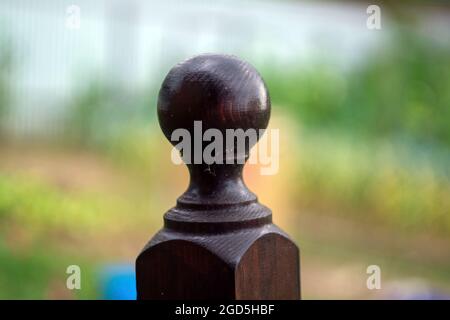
[{"left": 136, "top": 54, "right": 300, "bottom": 300}]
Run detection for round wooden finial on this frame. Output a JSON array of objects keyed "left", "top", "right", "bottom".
[
  {"left": 157, "top": 54, "right": 271, "bottom": 155},
  {"left": 157, "top": 54, "right": 273, "bottom": 230}
]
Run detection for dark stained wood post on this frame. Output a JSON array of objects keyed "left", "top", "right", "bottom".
[{"left": 136, "top": 54, "right": 300, "bottom": 300}]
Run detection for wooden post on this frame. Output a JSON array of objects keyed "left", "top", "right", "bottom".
[{"left": 136, "top": 54, "right": 300, "bottom": 300}]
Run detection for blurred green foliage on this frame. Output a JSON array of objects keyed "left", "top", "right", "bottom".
[
  {"left": 260, "top": 28, "right": 450, "bottom": 234},
  {"left": 0, "top": 174, "right": 109, "bottom": 234},
  {"left": 0, "top": 172, "right": 150, "bottom": 299},
  {"left": 0, "top": 174, "right": 105, "bottom": 298},
  {"left": 65, "top": 81, "right": 110, "bottom": 146},
  {"left": 0, "top": 239, "right": 97, "bottom": 299},
  {"left": 263, "top": 28, "right": 450, "bottom": 147},
  {"left": 65, "top": 78, "right": 156, "bottom": 147},
  {"left": 294, "top": 128, "right": 450, "bottom": 234}
]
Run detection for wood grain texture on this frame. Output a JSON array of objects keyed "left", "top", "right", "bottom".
[{"left": 136, "top": 54, "right": 300, "bottom": 300}]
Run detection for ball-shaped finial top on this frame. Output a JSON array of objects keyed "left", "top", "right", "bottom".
[{"left": 157, "top": 54, "right": 271, "bottom": 143}]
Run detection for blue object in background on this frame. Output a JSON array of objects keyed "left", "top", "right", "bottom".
[{"left": 99, "top": 263, "right": 136, "bottom": 300}]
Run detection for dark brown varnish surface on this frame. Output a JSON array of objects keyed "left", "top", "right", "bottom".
[{"left": 136, "top": 54, "right": 300, "bottom": 300}]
